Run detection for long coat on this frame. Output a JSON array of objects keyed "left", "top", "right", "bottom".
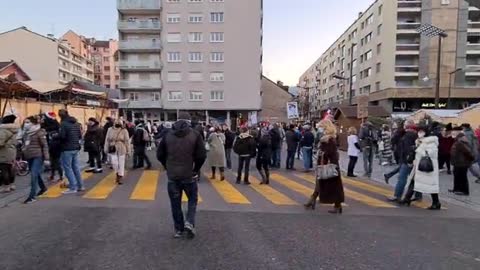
[
  {"left": 208, "top": 132, "right": 226, "bottom": 167},
  {"left": 405, "top": 136, "right": 439, "bottom": 195},
  {"left": 318, "top": 135, "right": 345, "bottom": 204},
  {"left": 104, "top": 127, "right": 131, "bottom": 156}
]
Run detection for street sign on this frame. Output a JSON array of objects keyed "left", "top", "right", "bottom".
[{"left": 357, "top": 95, "right": 369, "bottom": 119}]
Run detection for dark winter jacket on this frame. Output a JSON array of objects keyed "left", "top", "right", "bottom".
[
  {"left": 84, "top": 123, "right": 103, "bottom": 153},
  {"left": 59, "top": 116, "right": 82, "bottom": 152},
  {"left": 463, "top": 127, "right": 479, "bottom": 159},
  {"left": 22, "top": 126, "right": 49, "bottom": 161},
  {"left": 103, "top": 120, "right": 114, "bottom": 143},
  {"left": 299, "top": 130, "right": 315, "bottom": 148},
  {"left": 439, "top": 135, "right": 455, "bottom": 155},
  {"left": 42, "top": 117, "right": 61, "bottom": 155},
  {"left": 285, "top": 129, "right": 300, "bottom": 151},
  {"left": 224, "top": 130, "right": 235, "bottom": 149},
  {"left": 257, "top": 134, "right": 272, "bottom": 160},
  {"left": 398, "top": 130, "right": 418, "bottom": 165},
  {"left": 132, "top": 125, "right": 149, "bottom": 147},
  {"left": 157, "top": 120, "right": 206, "bottom": 182},
  {"left": 269, "top": 128, "right": 282, "bottom": 150},
  {"left": 359, "top": 124, "right": 378, "bottom": 148},
  {"left": 233, "top": 133, "right": 256, "bottom": 157},
  {"left": 451, "top": 134, "right": 475, "bottom": 167}
]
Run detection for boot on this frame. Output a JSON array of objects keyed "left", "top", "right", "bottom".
[
  {"left": 304, "top": 194, "right": 317, "bottom": 210},
  {"left": 210, "top": 167, "right": 216, "bottom": 180},
  {"left": 427, "top": 203, "right": 441, "bottom": 210},
  {"left": 220, "top": 171, "right": 225, "bottom": 181},
  {"left": 328, "top": 206, "right": 343, "bottom": 214},
  {"left": 259, "top": 171, "right": 266, "bottom": 185},
  {"left": 265, "top": 172, "right": 270, "bottom": 185},
  {"left": 116, "top": 174, "right": 123, "bottom": 185}
]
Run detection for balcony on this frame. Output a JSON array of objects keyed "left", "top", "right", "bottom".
[
  {"left": 395, "top": 65, "right": 419, "bottom": 76},
  {"left": 396, "top": 22, "right": 421, "bottom": 33},
  {"left": 118, "top": 20, "right": 161, "bottom": 33},
  {"left": 117, "top": 0, "right": 161, "bottom": 14},
  {"left": 119, "top": 39, "right": 161, "bottom": 52},
  {"left": 119, "top": 100, "right": 162, "bottom": 109},
  {"left": 119, "top": 60, "right": 162, "bottom": 71},
  {"left": 119, "top": 80, "right": 162, "bottom": 89},
  {"left": 468, "top": 21, "right": 480, "bottom": 33},
  {"left": 397, "top": 1, "right": 422, "bottom": 12},
  {"left": 396, "top": 44, "right": 420, "bottom": 55},
  {"left": 467, "top": 43, "right": 480, "bottom": 54}
]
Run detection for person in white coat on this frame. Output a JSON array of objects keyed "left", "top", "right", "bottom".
[{"left": 400, "top": 125, "right": 441, "bottom": 210}]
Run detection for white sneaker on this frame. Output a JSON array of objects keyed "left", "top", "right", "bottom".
[
  {"left": 184, "top": 222, "right": 195, "bottom": 239},
  {"left": 62, "top": 189, "right": 77, "bottom": 195}
]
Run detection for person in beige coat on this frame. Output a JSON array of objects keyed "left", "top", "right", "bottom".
[{"left": 104, "top": 120, "right": 131, "bottom": 184}]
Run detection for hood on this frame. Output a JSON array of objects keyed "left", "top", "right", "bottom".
[
  {"left": 417, "top": 136, "right": 439, "bottom": 150},
  {"left": 0, "top": 123, "right": 20, "bottom": 132},
  {"left": 62, "top": 116, "right": 78, "bottom": 124},
  {"left": 87, "top": 123, "right": 100, "bottom": 132},
  {"left": 172, "top": 120, "right": 191, "bottom": 138},
  {"left": 239, "top": 132, "right": 252, "bottom": 139},
  {"left": 42, "top": 117, "right": 60, "bottom": 132}
]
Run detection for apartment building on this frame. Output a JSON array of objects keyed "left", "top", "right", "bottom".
[
  {"left": 90, "top": 39, "right": 120, "bottom": 89},
  {"left": 117, "top": 0, "right": 263, "bottom": 124},
  {"left": 0, "top": 27, "right": 94, "bottom": 84},
  {"left": 299, "top": 0, "right": 480, "bottom": 117}
]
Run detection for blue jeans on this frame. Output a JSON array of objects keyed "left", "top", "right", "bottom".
[
  {"left": 301, "top": 147, "right": 313, "bottom": 170},
  {"left": 168, "top": 180, "right": 198, "bottom": 232},
  {"left": 61, "top": 150, "right": 84, "bottom": 191},
  {"left": 394, "top": 163, "right": 413, "bottom": 198},
  {"left": 362, "top": 146, "right": 374, "bottom": 176},
  {"left": 271, "top": 148, "right": 281, "bottom": 168},
  {"left": 27, "top": 157, "right": 46, "bottom": 199}
]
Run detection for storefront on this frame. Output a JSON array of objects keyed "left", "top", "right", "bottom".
[{"left": 391, "top": 99, "right": 480, "bottom": 112}]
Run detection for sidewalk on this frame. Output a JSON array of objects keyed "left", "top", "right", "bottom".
[
  {"left": 338, "top": 151, "right": 480, "bottom": 211},
  {"left": 0, "top": 151, "right": 89, "bottom": 207}
]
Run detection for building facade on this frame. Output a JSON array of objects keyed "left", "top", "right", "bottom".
[
  {"left": 258, "top": 76, "right": 293, "bottom": 123},
  {"left": 0, "top": 27, "right": 94, "bottom": 84},
  {"left": 299, "top": 0, "right": 480, "bottom": 117},
  {"left": 117, "top": 0, "right": 263, "bottom": 124},
  {"left": 90, "top": 39, "right": 120, "bottom": 89}
]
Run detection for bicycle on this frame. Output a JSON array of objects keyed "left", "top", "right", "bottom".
[{"left": 14, "top": 159, "right": 29, "bottom": 176}]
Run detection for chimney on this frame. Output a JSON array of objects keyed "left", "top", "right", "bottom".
[
  {"left": 358, "top": 12, "right": 363, "bottom": 18},
  {"left": 47, "top": 33, "right": 55, "bottom": 39}
]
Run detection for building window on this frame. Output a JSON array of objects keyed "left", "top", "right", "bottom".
[
  {"left": 151, "top": 92, "right": 161, "bottom": 101},
  {"left": 167, "top": 52, "right": 181, "bottom": 62},
  {"left": 167, "top": 71, "right": 182, "bottom": 82},
  {"left": 103, "top": 56, "right": 109, "bottom": 61},
  {"left": 377, "top": 24, "right": 382, "bottom": 35},
  {"left": 210, "top": 90, "right": 224, "bottom": 101},
  {"left": 375, "top": 81, "right": 381, "bottom": 91},
  {"left": 168, "top": 91, "right": 183, "bottom": 101},
  {"left": 352, "top": 59, "right": 357, "bottom": 69},
  {"left": 210, "top": 12, "right": 224, "bottom": 23},
  {"left": 189, "top": 52, "right": 203, "bottom": 62},
  {"left": 376, "top": 63, "right": 381, "bottom": 73},
  {"left": 167, "top": 13, "right": 181, "bottom": 23},
  {"left": 167, "top": 33, "right": 182, "bottom": 43},
  {"left": 210, "top": 72, "right": 224, "bottom": 82},
  {"left": 366, "top": 14, "right": 374, "bottom": 25},
  {"left": 129, "top": 92, "right": 139, "bottom": 101},
  {"left": 210, "top": 52, "right": 224, "bottom": 62},
  {"left": 167, "top": 0, "right": 180, "bottom": 2},
  {"left": 188, "top": 32, "right": 203, "bottom": 43},
  {"left": 352, "top": 75, "right": 357, "bottom": 83},
  {"left": 210, "top": 0, "right": 224, "bottom": 2},
  {"left": 365, "top": 50, "right": 373, "bottom": 61},
  {"left": 189, "top": 91, "right": 203, "bottom": 101},
  {"left": 364, "top": 32, "right": 372, "bottom": 44},
  {"left": 377, "top": 43, "right": 382, "bottom": 54},
  {"left": 188, "top": 0, "right": 203, "bottom": 2},
  {"left": 378, "top": 4, "right": 383, "bottom": 15},
  {"left": 189, "top": 72, "right": 203, "bottom": 81},
  {"left": 188, "top": 13, "right": 203, "bottom": 23},
  {"left": 104, "top": 75, "right": 111, "bottom": 80},
  {"left": 210, "top": 32, "right": 224, "bottom": 43}
]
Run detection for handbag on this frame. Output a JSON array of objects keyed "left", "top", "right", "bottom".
[
  {"left": 108, "top": 131, "right": 121, "bottom": 154},
  {"left": 418, "top": 150, "right": 434, "bottom": 173},
  {"left": 315, "top": 151, "right": 339, "bottom": 181}
]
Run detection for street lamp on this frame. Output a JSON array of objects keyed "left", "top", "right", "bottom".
[
  {"left": 332, "top": 43, "right": 356, "bottom": 106},
  {"left": 447, "top": 68, "right": 463, "bottom": 109},
  {"left": 417, "top": 24, "right": 448, "bottom": 109}
]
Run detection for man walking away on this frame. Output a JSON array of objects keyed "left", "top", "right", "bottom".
[
  {"left": 84, "top": 117, "right": 103, "bottom": 173},
  {"left": 58, "top": 109, "right": 84, "bottom": 194},
  {"left": 42, "top": 112, "right": 63, "bottom": 182},
  {"left": 299, "top": 125, "right": 315, "bottom": 172},
  {"left": 285, "top": 124, "right": 300, "bottom": 170},
  {"left": 102, "top": 117, "right": 114, "bottom": 164},
  {"left": 257, "top": 126, "right": 272, "bottom": 184},
  {"left": 223, "top": 125, "right": 235, "bottom": 170},
  {"left": 269, "top": 124, "right": 281, "bottom": 168},
  {"left": 157, "top": 112, "right": 206, "bottom": 239},
  {"left": 133, "top": 120, "right": 152, "bottom": 169},
  {"left": 462, "top": 123, "right": 480, "bottom": 183},
  {"left": 359, "top": 121, "right": 377, "bottom": 177},
  {"left": 233, "top": 126, "right": 257, "bottom": 185}
]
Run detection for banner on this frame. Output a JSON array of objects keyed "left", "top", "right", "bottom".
[
  {"left": 248, "top": 111, "right": 258, "bottom": 125},
  {"left": 287, "top": 102, "right": 299, "bottom": 119}
]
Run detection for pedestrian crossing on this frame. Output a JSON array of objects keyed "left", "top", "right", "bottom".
[{"left": 39, "top": 169, "right": 440, "bottom": 210}]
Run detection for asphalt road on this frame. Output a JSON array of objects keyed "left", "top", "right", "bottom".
[{"left": 1, "top": 151, "right": 479, "bottom": 270}]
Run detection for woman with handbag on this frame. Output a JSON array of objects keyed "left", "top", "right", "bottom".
[
  {"left": 104, "top": 120, "right": 130, "bottom": 185},
  {"left": 400, "top": 125, "right": 441, "bottom": 209},
  {"left": 207, "top": 127, "right": 226, "bottom": 181},
  {"left": 304, "top": 119, "right": 345, "bottom": 214}
]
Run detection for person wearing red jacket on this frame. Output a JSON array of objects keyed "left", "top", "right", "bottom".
[{"left": 439, "top": 123, "right": 455, "bottom": 175}]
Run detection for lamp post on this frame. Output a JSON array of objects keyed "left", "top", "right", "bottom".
[
  {"left": 334, "top": 43, "right": 356, "bottom": 106},
  {"left": 447, "top": 68, "right": 462, "bottom": 109},
  {"left": 417, "top": 24, "right": 448, "bottom": 109}
]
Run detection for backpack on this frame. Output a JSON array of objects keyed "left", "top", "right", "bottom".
[{"left": 134, "top": 128, "right": 147, "bottom": 145}]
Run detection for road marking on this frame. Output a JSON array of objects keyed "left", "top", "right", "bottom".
[
  {"left": 234, "top": 173, "right": 297, "bottom": 205},
  {"left": 206, "top": 174, "right": 251, "bottom": 204},
  {"left": 270, "top": 174, "right": 313, "bottom": 197},
  {"left": 130, "top": 170, "right": 159, "bottom": 201},
  {"left": 295, "top": 174, "right": 396, "bottom": 208},
  {"left": 40, "top": 172, "right": 93, "bottom": 198},
  {"left": 83, "top": 172, "right": 118, "bottom": 199},
  {"left": 182, "top": 191, "right": 203, "bottom": 203}
]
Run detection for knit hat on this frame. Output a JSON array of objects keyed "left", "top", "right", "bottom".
[
  {"left": 445, "top": 123, "right": 453, "bottom": 131},
  {"left": 45, "top": 111, "right": 56, "bottom": 120}
]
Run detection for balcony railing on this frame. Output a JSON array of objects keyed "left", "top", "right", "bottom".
[
  {"left": 119, "top": 100, "right": 162, "bottom": 109},
  {"left": 397, "top": 22, "right": 421, "bottom": 30},
  {"left": 118, "top": 20, "right": 161, "bottom": 31},
  {"left": 119, "top": 60, "right": 162, "bottom": 70},
  {"left": 395, "top": 66, "right": 419, "bottom": 73},
  {"left": 398, "top": 0, "right": 422, "bottom": 9},
  {"left": 396, "top": 44, "right": 420, "bottom": 51},
  {"left": 119, "top": 39, "right": 162, "bottom": 51},
  {"left": 469, "top": 21, "right": 480, "bottom": 29},
  {"left": 467, "top": 43, "right": 480, "bottom": 51},
  {"left": 119, "top": 80, "right": 162, "bottom": 89},
  {"left": 117, "top": 0, "right": 161, "bottom": 10}
]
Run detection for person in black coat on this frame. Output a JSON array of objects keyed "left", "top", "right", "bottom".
[
  {"left": 42, "top": 112, "right": 63, "bottom": 182},
  {"left": 84, "top": 118, "right": 103, "bottom": 173},
  {"left": 223, "top": 125, "right": 236, "bottom": 170},
  {"left": 102, "top": 117, "right": 114, "bottom": 163},
  {"left": 299, "top": 125, "right": 315, "bottom": 172},
  {"left": 256, "top": 127, "right": 272, "bottom": 184},
  {"left": 285, "top": 124, "right": 300, "bottom": 170},
  {"left": 233, "top": 127, "right": 257, "bottom": 185},
  {"left": 269, "top": 126, "right": 281, "bottom": 168}
]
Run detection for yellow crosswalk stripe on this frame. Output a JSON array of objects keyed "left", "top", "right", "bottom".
[
  {"left": 243, "top": 174, "right": 298, "bottom": 205},
  {"left": 40, "top": 172, "right": 93, "bottom": 198},
  {"left": 270, "top": 174, "right": 314, "bottom": 197},
  {"left": 182, "top": 191, "right": 203, "bottom": 203},
  {"left": 130, "top": 170, "right": 159, "bottom": 201},
  {"left": 296, "top": 174, "right": 396, "bottom": 208},
  {"left": 83, "top": 172, "right": 118, "bottom": 199},
  {"left": 206, "top": 175, "right": 251, "bottom": 204}
]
